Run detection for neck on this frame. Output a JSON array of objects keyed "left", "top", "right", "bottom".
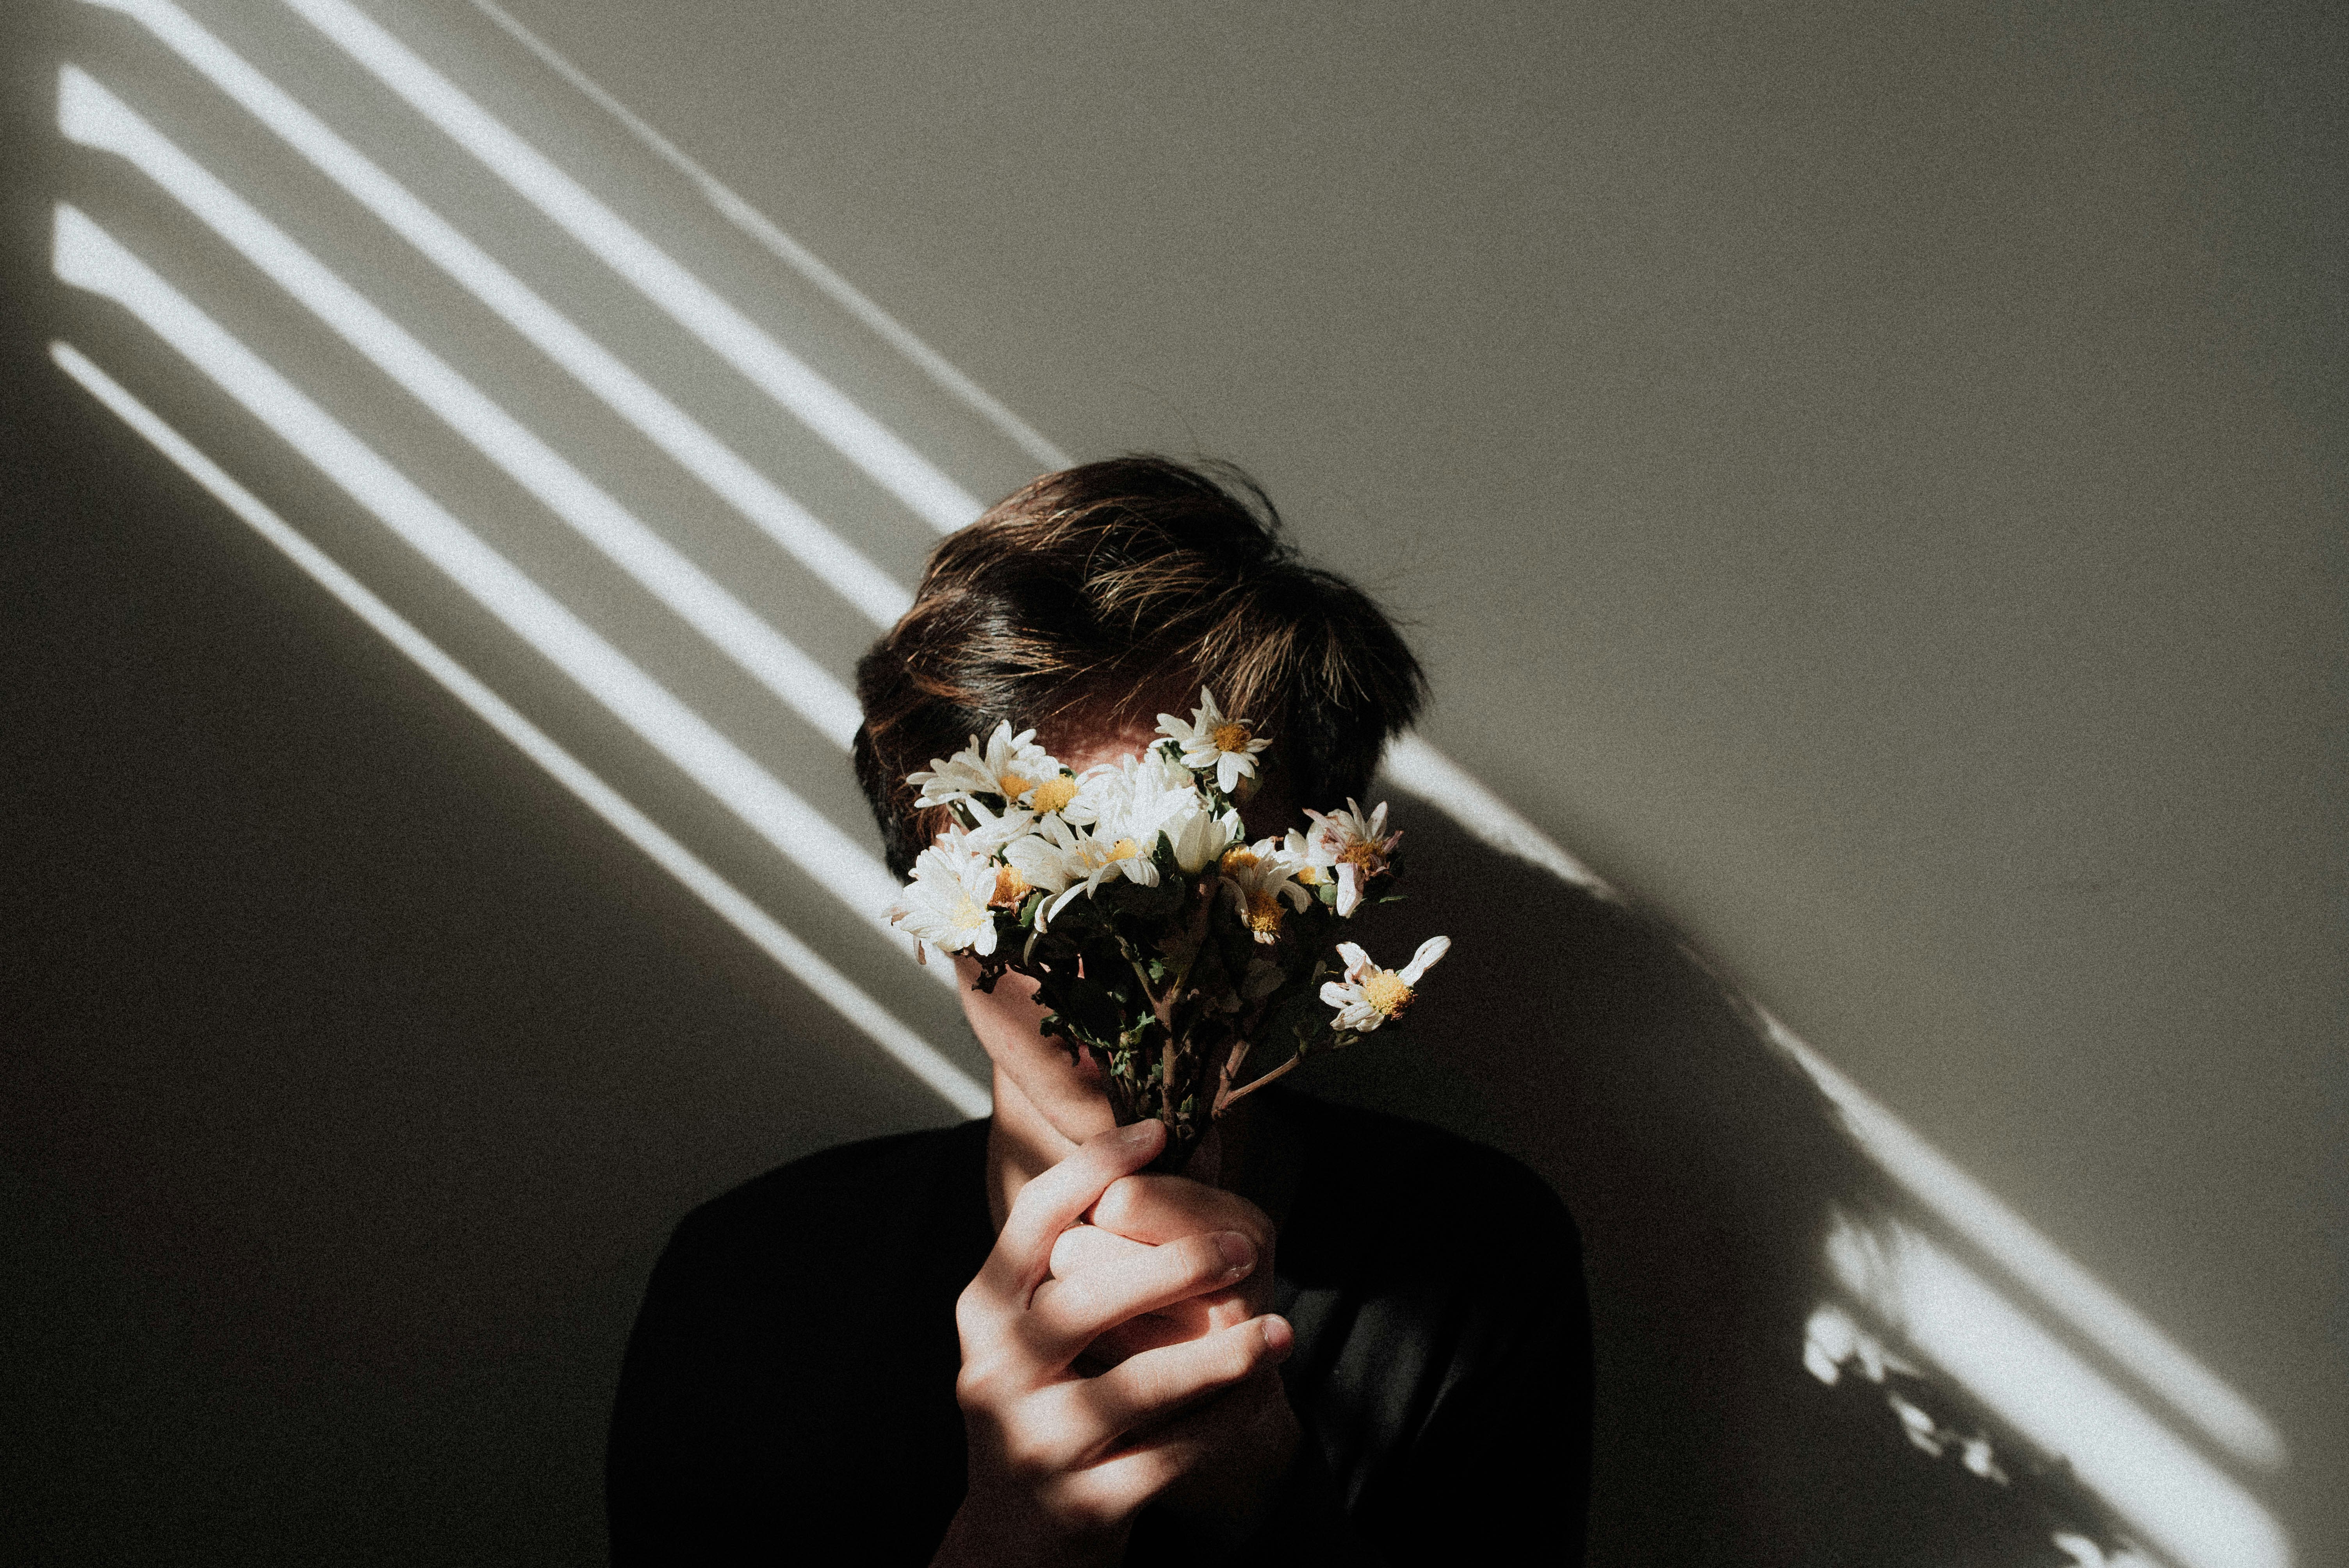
[
  {"left": 984, "top": 1067, "right": 1299, "bottom": 1236},
  {"left": 985, "top": 1069, "right": 1080, "bottom": 1233}
]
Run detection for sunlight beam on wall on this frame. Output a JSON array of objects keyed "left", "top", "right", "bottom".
[
  {"left": 1788, "top": 1025, "right": 2285, "bottom": 1472},
  {"left": 1828, "top": 1213, "right": 2290, "bottom": 1568},
  {"left": 59, "top": 65, "right": 866, "bottom": 753},
  {"left": 74, "top": 0, "right": 911, "bottom": 629},
  {"left": 406, "top": 25, "right": 2287, "bottom": 1490},
  {"left": 1382, "top": 734, "right": 1612, "bottom": 895},
  {"left": 457, "top": 0, "right": 1072, "bottom": 473},
  {"left": 268, "top": 0, "right": 986, "bottom": 534},
  {"left": 68, "top": 0, "right": 2286, "bottom": 1522},
  {"left": 46, "top": 337, "right": 987, "bottom": 1118},
  {"left": 48, "top": 204, "right": 959, "bottom": 1000}
]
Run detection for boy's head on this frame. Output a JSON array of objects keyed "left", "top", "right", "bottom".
[{"left": 854, "top": 456, "right": 1428, "bottom": 875}]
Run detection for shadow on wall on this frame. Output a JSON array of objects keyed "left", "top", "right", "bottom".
[{"left": 1307, "top": 800, "right": 2132, "bottom": 1567}]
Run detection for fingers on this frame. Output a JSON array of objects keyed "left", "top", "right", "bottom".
[
  {"left": 1048, "top": 1221, "right": 1145, "bottom": 1281},
  {"left": 1078, "top": 1314, "right": 1294, "bottom": 1442},
  {"left": 1089, "top": 1174, "right": 1278, "bottom": 1318},
  {"left": 1080, "top": 1287, "right": 1251, "bottom": 1367},
  {"left": 1027, "top": 1229, "right": 1259, "bottom": 1365},
  {"left": 1090, "top": 1173, "right": 1272, "bottom": 1251},
  {"left": 980, "top": 1120, "right": 1166, "bottom": 1306}
]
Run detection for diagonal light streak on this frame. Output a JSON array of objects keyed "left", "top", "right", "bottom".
[
  {"left": 1383, "top": 734, "right": 1611, "bottom": 895},
  {"left": 73, "top": 0, "right": 910, "bottom": 630},
  {"left": 459, "top": 0, "right": 1072, "bottom": 472},
  {"left": 50, "top": 204, "right": 956, "bottom": 1000},
  {"left": 268, "top": 0, "right": 985, "bottom": 535},
  {"left": 1788, "top": 1027, "right": 2286, "bottom": 1472},
  {"left": 307, "top": 6, "right": 2288, "bottom": 1477},
  {"left": 46, "top": 337, "right": 987, "bottom": 1117},
  {"left": 77, "top": 0, "right": 2288, "bottom": 1498},
  {"left": 1828, "top": 1215, "right": 2289, "bottom": 1568},
  {"left": 59, "top": 65, "right": 865, "bottom": 753}
]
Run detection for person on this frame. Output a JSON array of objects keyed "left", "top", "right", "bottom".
[{"left": 606, "top": 458, "right": 1595, "bottom": 1564}]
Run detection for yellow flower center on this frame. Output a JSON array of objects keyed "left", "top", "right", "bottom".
[
  {"left": 1028, "top": 774, "right": 1078, "bottom": 814},
  {"left": 950, "top": 893, "right": 986, "bottom": 931},
  {"left": 1362, "top": 970, "right": 1414, "bottom": 1017},
  {"left": 996, "top": 771, "right": 1034, "bottom": 800},
  {"left": 1339, "top": 841, "right": 1385, "bottom": 870},
  {"left": 989, "top": 864, "right": 1030, "bottom": 908},
  {"left": 1244, "top": 889, "right": 1286, "bottom": 935},
  {"left": 1105, "top": 837, "right": 1143, "bottom": 862},
  {"left": 1219, "top": 846, "right": 1260, "bottom": 875},
  {"left": 1294, "top": 864, "right": 1322, "bottom": 885},
  {"left": 1209, "top": 721, "right": 1253, "bottom": 753}
]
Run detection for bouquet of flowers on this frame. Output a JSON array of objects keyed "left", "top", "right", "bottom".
[{"left": 888, "top": 688, "right": 1452, "bottom": 1174}]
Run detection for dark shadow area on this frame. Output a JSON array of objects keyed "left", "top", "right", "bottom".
[
  {"left": 0, "top": 4, "right": 2231, "bottom": 1561},
  {"left": 1308, "top": 802, "right": 2136, "bottom": 1565},
  {"left": 0, "top": 26, "right": 951, "bottom": 1558}
]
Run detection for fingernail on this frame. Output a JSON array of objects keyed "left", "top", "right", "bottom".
[
  {"left": 1215, "top": 1231, "right": 1256, "bottom": 1276},
  {"left": 1115, "top": 1119, "right": 1160, "bottom": 1147},
  {"left": 1261, "top": 1316, "right": 1294, "bottom": 1356}
]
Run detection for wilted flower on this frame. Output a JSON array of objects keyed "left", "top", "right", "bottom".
[
  {"left": 907, "top": 722, "right": 1062, "bottom": 810},
  {"left": 1320, "top": 936, "right": 1451, "bottom": 1031},
  {"left": 1219, "top": 839, "right": 1313, "bottom": 944},
  {"left": 1304, "top": 798, "right": 1402, "bottom": 916},
  {"left": 1158, "top": 687, "right": 1273, "bottom": 795},
  {"left": 888, "top": 839, "right": 1004, "bottom": 957}
]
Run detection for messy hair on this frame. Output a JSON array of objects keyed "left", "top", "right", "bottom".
[{"left": 853, "top": 456, "right": 1428, "bottom": 877}]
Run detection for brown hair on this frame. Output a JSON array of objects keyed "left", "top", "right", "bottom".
[{"left": 853, "top": 456, "right": 1428, "bottom": 876}]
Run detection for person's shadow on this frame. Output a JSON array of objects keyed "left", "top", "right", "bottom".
[{"left": 1290, "top": 797, "right": 2134, "bottom": 1566}]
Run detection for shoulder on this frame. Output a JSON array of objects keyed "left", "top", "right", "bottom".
[
  {"left": 1277, "top": 1090, "right": 1576, "bottom": 1231},
  {"left": 1272, "top": 1090, "right": 1583, "bottom": 1288},
  {"left": 654, "top": 1117, "right": 991, "bottom": 1292},
  {"left": 1264, "top": 1090, "right": 1595, "bottom": 1531}
]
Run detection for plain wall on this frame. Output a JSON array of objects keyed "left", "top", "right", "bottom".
[{"left": 4, "top": 0, "right": 2340, "bottom": 1562}]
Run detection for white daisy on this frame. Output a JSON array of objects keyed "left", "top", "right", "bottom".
[
  {"left": 1009, "top": 814, "right": 1165, "bottom": 927},
  {"left": 1217, "top": 839, "right": 1313, "bottom": 945},
  {"left": 1048, "top": 830, "right": 1163, "bottom": 923},
  {"left": 888, "top": 840, "right": 1005, "bottom": 957},
  {"left": 1021, "top": 768, "right": 1084, "bottom": 821},
  {"left": 1157, "top": 687, "right": 1273, "bottom": 795},
  {"left": 1002, "top": 816, "right": 1080, "bottom": 898},
  {"left": 1304, "top": 798, "right": 1403, "bottom": 916},
  {"left": 1066, "top": 750, "right": 1198, "bottom": 846},
  {"left": 1169, "top": 802, "right": 1244, "bottom": 874},
  {"left": 958, "top": 795, "right": 1038, "bottom": 854},
  {"left": 906, "top": 722, "right": 1062, "bottom": 810},
  {"left": 1282, "top": 828, "right": 1324, "bottom": 891},
  {"left": 1319, "top": 935, "right": 1451, "bottom": 1031}
]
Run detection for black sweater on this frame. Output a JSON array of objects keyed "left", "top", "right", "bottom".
[{"left": 607, "top": 1091, "right": 1594, "bottom": 1564}]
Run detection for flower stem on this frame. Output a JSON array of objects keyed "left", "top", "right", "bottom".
[{"left": 1216, "top": 1052, "right": 1302, "bottom": 1114}]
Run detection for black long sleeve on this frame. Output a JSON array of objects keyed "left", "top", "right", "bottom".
[{"left": 607, "top": 1092, "right": 1593, "bottom": 1564}]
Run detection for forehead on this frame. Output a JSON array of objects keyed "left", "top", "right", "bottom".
[{"left": 1041, "top": 714, "right": 1164, "bottom": 773}]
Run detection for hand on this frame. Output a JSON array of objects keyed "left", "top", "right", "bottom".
[
  {"left": 1048, "top": 1171, "right": 1278, "bottom": 1363},
  {"left": 1053, "top": 1170, "right": 1300, "bottom": 1548},
  {"left": 932, "top": 1119, "right": 1297, "bottom": 1568}
]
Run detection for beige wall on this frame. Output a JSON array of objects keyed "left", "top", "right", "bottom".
[
  {"left": 483, "top": 0, "right": 2344, "bottom": 1550},
  {"left": 7, "top": 0, "right": 2337, "bottom": 1560}
]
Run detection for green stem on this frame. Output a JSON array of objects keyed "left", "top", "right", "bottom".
[{"left": 1217, "top": 1052, "right": 1303, "bottom": 1113}]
